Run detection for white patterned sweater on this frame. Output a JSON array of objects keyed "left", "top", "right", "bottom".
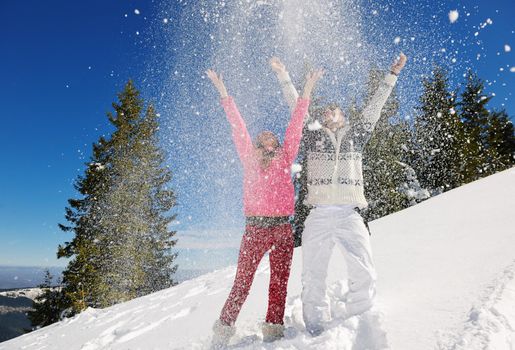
[{"left": 275, "top": 70, "right": 397, "bottom": 208}]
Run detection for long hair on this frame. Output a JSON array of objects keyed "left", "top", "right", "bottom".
[{"left": 254, "top": 131, "right": 280, "bottom": 169}]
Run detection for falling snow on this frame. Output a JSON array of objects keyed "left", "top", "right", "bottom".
[
  {"left": 307, "top": 120, "right": 322, "bottom": 131},
  {"left": 291, "top": 163, "right": 302, "bottom": 173},
  {"left": 139, "top": 0, "right": 515, "bottom": 282},
  {"left": 448, "top": 10, "right": 459, "bottom": 23}
]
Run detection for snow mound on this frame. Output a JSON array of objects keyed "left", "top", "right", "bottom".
[{"left": 1, "top": 168, "right": 514, "bottom": 350}]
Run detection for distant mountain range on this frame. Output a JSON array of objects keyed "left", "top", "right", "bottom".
[
  {"left": 0, "top": 266, "right": 212, "bottom": 290},
  {"left": 0, "top": 266, "right": 64, "bottom": 290},
  {"left": 0, "top": 293, "right": 34, "bottom": 343}
]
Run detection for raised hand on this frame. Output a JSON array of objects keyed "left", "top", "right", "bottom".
[
  {"left": 270, "top": 57, "right": 287, "bottom": 74},
  {"left": 302, "top": 69, "right": 324, "bottom": 99},
  {"left": 390, "top": 53, "right": 407, "bottom": 75},
  {"left": 206, "top": 69, "right": 228, "bottom": 98}
]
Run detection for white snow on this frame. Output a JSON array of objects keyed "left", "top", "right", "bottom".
[
  {"left": 393, "top": 37, "right": 401, "bottom": 45},
  {"left": 1, "top": 168, "right": 514, "bottom": 350},
  {"left": 291, "top": 163, "right": 302, "bottom": 174},
  {"left": 91, "top": 162, "right": 105, "bottom": 171},
  {"left": 307, "top": 120, "right": 322, "bottom": 131},
  {"left": 504, "top": 44, "right": 511, "bottom": 53},
  {"left": 134, "top": 9, "right": 140, "bottom": 15},
  {"left": 437, "top": 267, "right": 515, "bottom": 349},
  {"left": 480, "top": 19, "right": 493, "bottom": 29},
  {"left": 510, "top": 67, "right": 515, "bottom": 73},
  {"left": 0, "top": 288, "right": 45, "bottom": 301},
  {"left": 448, "top": 10, "right": 459, "bottom": 24}
]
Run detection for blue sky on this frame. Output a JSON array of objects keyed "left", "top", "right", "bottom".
[
  {"left": 0, "top": 0, "right": 514, "bottom": 271},
  {"left": 0, "top": 0, "right": 159, "bottom": 267}
]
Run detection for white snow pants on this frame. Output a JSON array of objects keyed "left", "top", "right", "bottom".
[{"left": 301, "top": 205, "right": 377, "bottom": 332}]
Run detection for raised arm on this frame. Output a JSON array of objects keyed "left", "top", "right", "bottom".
[
  {"left": 270, "top": 57, "right": 312, "bottom": 125},
  {"left": 283, "top": 69, "right": 324, "bottom": 164},
  {"left": 206, "top": 69, "right": 252, "bottom": 162},
  {"left": 270, "top": 57, "right": 298, "bottom": 110},
  {"left": 352, "top": 53, "right": 407, "bottom": 149},
  {"left": 361, "top": 53, "right": 407, "bottom": 129}
]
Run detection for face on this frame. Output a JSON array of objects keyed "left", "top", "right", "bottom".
[
  {"left": 322, "top": 107, "right": 345, "bottom": 131},
  {"left": 257, "top": 131, "right": 279, "bottom": 152},
  {"left": 256, "top": 132, "right": 280, "bottom": 159}
]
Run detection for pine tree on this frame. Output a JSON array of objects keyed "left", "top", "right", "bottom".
[
  {"left": 57, "top": 144, "right": 111, "bottom": 311},
  {"left": 95, "top": 81, "right": 178, "bottom": 305},
  {"left": 413, "top": 66, "right": 464, "bottom": 194},
  {"left": 123, "top": 103, "right": 177, "bottom": 295},
  {"left": 459, "top": 71, "right": 492, "bottom": 181},
  {"left": 27, "top": 270, "right": 65, "bottom": 329},
  {"left": 485, "top": 110, "right": 515, "bottom": 172},
  {"left": 58, "top": 81, "right": 177, "bottom": 313}
]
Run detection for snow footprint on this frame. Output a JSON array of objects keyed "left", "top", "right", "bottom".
[
  {"left": 207, "top": 287, "right": 227, "bottom": 296},
  {"left": 183, "top": 285, "right": 208, "bottom": 299},
  {"left": 163, "top": 301, "right": 183, "bottom": 311},
  {"left": 147, "top": 290, "right": 176, "bottom": 301},
  {"left": 96, "top": 307, "right": 144, "bottom": 325}
]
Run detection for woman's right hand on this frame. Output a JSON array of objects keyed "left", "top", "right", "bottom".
[
  {"left": 269, "top": 57, "right": 287, "bottom": 74},
  {"left": 206, "top": 69, "right": 229, "bottom": 98}
]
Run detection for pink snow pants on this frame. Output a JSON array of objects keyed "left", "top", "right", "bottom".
[{"left": 220, "top": 223, "right": 294, "bottom": 325}]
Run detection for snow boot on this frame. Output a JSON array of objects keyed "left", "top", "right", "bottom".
[
  {"left": 211, "top": 319, "right": 236, "bottom": 349},
  {"left": 262, "top": 322, "right": 284, "bottom": 343}
]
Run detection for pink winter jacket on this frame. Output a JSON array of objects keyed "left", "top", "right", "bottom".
[{"left": 221, "top": 96, "right": 310, "bottom": 217}]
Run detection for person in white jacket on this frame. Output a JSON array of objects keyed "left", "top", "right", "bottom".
[{"left": 270, "top": 53, "right": 407, "bottom": 336}]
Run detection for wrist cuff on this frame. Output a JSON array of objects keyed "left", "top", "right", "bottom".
[{"left": 277, "top": 70, "right": 291, "bottom": 82}]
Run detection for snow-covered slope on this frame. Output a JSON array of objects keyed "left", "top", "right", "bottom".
[
  {"left": 1, "top": 168, "right": 514, "bottom": 350},
  {"left": 371, "top": 167, "right": 515, "bottom": 349}
]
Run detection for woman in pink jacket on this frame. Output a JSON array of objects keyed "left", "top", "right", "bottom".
[{"left": 206, "top": 66, "right": 323, "bottom": 346}]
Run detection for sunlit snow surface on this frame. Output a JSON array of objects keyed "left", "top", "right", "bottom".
[{"left": 2, "top": 168, "right": 514, "bottom": 349}]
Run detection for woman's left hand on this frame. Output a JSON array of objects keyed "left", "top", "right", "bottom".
[{"left": 302, "top": 69, "right": 324, "bottom": 99}]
